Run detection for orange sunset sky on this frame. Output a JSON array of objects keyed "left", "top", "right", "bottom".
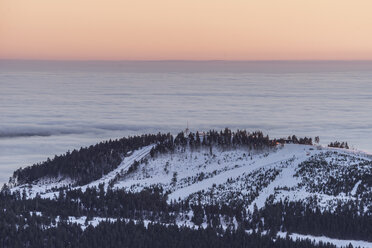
[{"left": 1, "top": 0, "right": 372, "bottom": 61}]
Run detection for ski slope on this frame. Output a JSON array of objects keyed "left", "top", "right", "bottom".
[
  {"left": 80, "top": 145, "right": 154, "bottom": 191},
  {"left": 10, "top": 143, "right": 372, "bottom": 214},
  {"left": 168, "top": 144, "right": 314, "bottom": 203},
  {"left": 11, "top": 145, "right": 154, "bottom": 199}
]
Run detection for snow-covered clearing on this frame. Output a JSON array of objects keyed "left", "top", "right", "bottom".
[
  {"left": 113, "top": 146, "right": 268, "bottom": 192},
  {"left": 247, "top": 148, "right": 311, "bottom": 212},
  {"left": 10, "top": 177, "right": 75, "bottom": 199},
  {"left": 55, "top": 214, "right": 236, "bottom": 232},
  {"left": 168, "top": 145, "right": 306, "bottom": 201},
  {"left": 166, "top": 144, "right": 315, "bottom": 202},
  {"left": 277, "top": 232, "right": 372, "bottom": 248}
]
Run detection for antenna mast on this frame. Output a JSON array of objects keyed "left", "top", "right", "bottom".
[{"left": 185, "top": 121, "right": 189, "bottom": 135}]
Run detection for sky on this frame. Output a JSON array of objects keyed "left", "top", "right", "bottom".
[{"left": 1, "top": 0, "right": 372, "bottom": 61}]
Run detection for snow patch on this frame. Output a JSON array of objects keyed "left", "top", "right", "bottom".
[{"left": 277, "top": 231, "right": 372, "bottom": 248}]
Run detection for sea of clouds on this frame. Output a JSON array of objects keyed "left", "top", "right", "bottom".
[{"left": 1, "top": 61, "right": 372, "bottom": 184}]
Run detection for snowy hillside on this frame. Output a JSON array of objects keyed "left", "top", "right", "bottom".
[
  {"left": 5, "top": 131, "right": 372, "bottom": 248},
  {"left": 13, "top": 143, "right": 372, "bottom": 214}
]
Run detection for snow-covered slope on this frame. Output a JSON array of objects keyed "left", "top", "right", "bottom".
[
  {"left": 9, "top": 142, "right": 372, "bottom": 247},
  {"left": 12, "top": 143, "right": 371, "bottom": 214},
  {"left": 110, "top": 144, "right": 371, "bottom": 213},
  {"left": 10, "top": 145, "right": 154, "bottom": 198},
  {"left": 277, "top": 232, "right": 372, "bottom": 248}
]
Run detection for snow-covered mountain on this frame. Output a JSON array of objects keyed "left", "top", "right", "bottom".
[
  {"left": 5, "top": 132, "right": 372, "bottom": 248},
  {"left": 12, "top": 143, "right": 371, "bottom": 211}
]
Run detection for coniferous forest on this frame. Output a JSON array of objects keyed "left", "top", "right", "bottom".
[{"left": 0, "top": 186, "right": 358, "bottom": 248}]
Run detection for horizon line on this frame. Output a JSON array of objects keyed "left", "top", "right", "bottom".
[{"left": 2, "top": 59, "right": 372, "bottom": 63}]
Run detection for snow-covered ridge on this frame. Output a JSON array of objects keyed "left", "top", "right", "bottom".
[{"left": 11, "top": 143, "right": 372, "bottom": 215}]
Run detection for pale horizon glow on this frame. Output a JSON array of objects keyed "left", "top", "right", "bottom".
[{"left": 1, "top": 0, "right": 372, "bottom": 61}]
